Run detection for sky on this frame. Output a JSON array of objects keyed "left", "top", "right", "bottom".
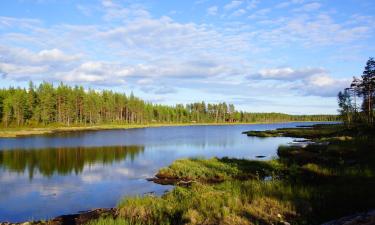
[{"left": 0, "top": 0, "right": 374, "bottom": 114}]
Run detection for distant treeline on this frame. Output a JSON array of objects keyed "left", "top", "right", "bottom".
[{"left": 0, "top": 82, "right": 337, "bottom": 127}]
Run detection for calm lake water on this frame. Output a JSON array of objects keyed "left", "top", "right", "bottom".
[{"left": 0, "top": 122, "right": 325, "bottom": 222}]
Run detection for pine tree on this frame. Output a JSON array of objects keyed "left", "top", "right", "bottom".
[
  {"left": 360, "top": 57, "right": 375, "bottom": 123},
  {"left": 38, "top": 82, "right": 56, "bottom": 125}
]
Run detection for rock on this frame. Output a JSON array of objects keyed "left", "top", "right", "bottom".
[
  {"left": 0, "top": 208, "right": 116, "bottom": 225},
  {"left": 321, "top": 209, "right": 375, "bottom": 225}
]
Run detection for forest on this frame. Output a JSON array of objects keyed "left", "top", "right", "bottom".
[
  {"left": 338, "top": 57, "right": 375, "bottom": 126},
  {"left": 0, "top": 82, "right": 337, "bottom": 128}
]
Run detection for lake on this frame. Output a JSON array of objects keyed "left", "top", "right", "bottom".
[{"left": 0, "top": 122, "right": 324, "bottom": 222}]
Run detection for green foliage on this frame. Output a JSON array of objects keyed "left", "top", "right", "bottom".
[
  {"left": 338, "top": 89, "right": 354, "bottom": 125},
  {"left": 0, "top": 82, "right": 338, "bottom": 128},
  {"left": 341, "top": 57, "right": 375, "bottom": 125}
]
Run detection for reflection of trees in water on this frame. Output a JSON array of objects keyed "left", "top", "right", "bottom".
[{"left": 0, "top": 145, "right": 144, "bottom": 179}]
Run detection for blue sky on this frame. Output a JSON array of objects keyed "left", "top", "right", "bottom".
[{"left": 1, "top": 0, "right": 374, "bottom": 114}]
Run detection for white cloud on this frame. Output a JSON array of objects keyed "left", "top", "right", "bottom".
[
  {"left": 50, "top": 57, "right": 241, "bottom": 86},
  {"left": 207, "top": 6, "right": 218, "bottom": 16},
  {"left": 294, "top": 2, "right": 321, "bottom": 12},
  {"left": 76, "top": 4, "right": 94, "bottom": 16},
  {"left": 307, "top": 74, "right": 336, "bottom": 87},
  {"left": 137, "top": 78, "right": 153, "bottom": 85},
  {"left": 224, "top": 0, "right": 243, "bottom": 11},
  {"left": 0, "top": 62, "right": 49, "bottom": 77},
  {"left": 301, "top": 74, "right": 351, "bottom": 97},
  {"left": 57, "top": 61, "right": 129, "bottom": 84},
  {"left": 0, "top": 46, "right": 80, "bottom": 80},
  {"left": 256, "top": 13, "right": 372, "bottom": 47},
  {"left": 248, "top": 8, "right": 271, "bottom": 19},
  {"left": 246, "top": 0, "right": 259, "bottom": 9},
  {"left": 0, "top": 10, "right": 255, "bottom": 86},
  {"left": 0, "top": 0, "right": 372, "bottom": 108},
  {"left": 101, "top": 0, "right": 150, "bottom": 21},
  {"left": 232, "top": 9, "right": 247, "bottom": 17},
  {"left": 248, "top": 66, "right": 350, "bottom": 97},
  {"left": 141, "top": 84, "right": 177, "bottom": 95},
  {"left": 0, "top": 16, "right": 41, "bottom": 29},
  {"left": 0, "top": 46, "right": 80, "bottom": 65},
  {"left": 38, "top": 49, "right": 79, "bottom": 62},
  {"left": 250, "top": 67, "right": 326, "bottom": 80},
  {"left": 276, "top": 0, "right": 304, "bottom": 9}
]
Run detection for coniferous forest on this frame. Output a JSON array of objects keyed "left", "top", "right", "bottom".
[
  {"left": 0, "top": 82, "right": 337, "bottom": 128},
  {"left": 338, "top": 57, "right": 375, "bottom": 126}
]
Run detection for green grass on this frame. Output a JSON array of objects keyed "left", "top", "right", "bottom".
[
  {"left": 155, "top": 157, "right": 282, "bottom": 183},
  {"left": 119, "top": 157, "right": 374, "bottom": 225},
  {"left": 85, "top": 124, "right": 375, "bottom": 225},
  {"left": 87, "top": 218, "right": 142, "bottom": 225},
  {"left": 244, "top": 124, "right": 343, "bottom": 139},
  {"left": 116, "top": 180, "right": 302, "bottom": 225}
]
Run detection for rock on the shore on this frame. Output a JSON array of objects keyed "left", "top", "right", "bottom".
[
  {"left": 322, "top": 210, "right": 375, "bottom": 225},
  {"left": 0, "top": 208, "right": 116, "bottom": 225}
]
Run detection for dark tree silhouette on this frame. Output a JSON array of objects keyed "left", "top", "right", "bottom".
[{"left": 338, "top": 57, "right": 375, "bottom": 126}]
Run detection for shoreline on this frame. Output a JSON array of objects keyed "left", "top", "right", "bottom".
[
  {"left": 1, "top": 123, "right": 373, "bottom": 225},
  {"left": 0, "top": 121, "right": 335, "bottom": 138}
]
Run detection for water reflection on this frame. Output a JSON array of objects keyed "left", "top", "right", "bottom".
[
  {"left": 0, "top": 145, "right": 144, "bottom": 179},
  {"left": 0, "top": 123, "right": 330, "bottom": 222}
]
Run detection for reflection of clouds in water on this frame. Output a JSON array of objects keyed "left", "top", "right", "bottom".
[
  {"left": 0, "top": 161, "right": 171, "bottom": 222},
  {"left": 0, "top": 172, "right": 83, "bottom": 204},
  {"left": 38, "top": 185, "right": 73, "bottom": 198},
  {"left": 80, "top": 167, "right": 149, "bottom": 184},
  {"left": 81, "top": 174, "right": 103, "bottom": 183},
  {"left": 0, "top": 171, "right": 21, "bottom": 183}
]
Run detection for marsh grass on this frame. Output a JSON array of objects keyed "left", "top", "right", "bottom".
[
  {"left": 244, "top": 124, "right": 343, "bottom": 138},
  {"left": 155, "top": 157, "right": 281, "bottom": 184},
  {"left": 87, "top": 218, "right": 142, "bottom": 225},
  {"left": 88, "top": 124, "right": 375, "bottom": 225},
  {"left": 115, "top": 180, "right": 303, "bottom": 225}
]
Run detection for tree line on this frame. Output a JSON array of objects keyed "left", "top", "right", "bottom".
[
  {"left": 0, "top": 81, "right": 337, "bottom": 128},
  {"left": 338, "top": 57, "right": 375, "bottom": 126}
]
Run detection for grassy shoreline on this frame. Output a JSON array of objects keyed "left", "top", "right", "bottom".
[
  {"left": 6, "top": 123, "right": 373, "bottom": 225},
  {"left": 85, "top": 124, "right": 374, "bottom": 225},
  {"left": 0, "top": 121, "right": 333, "bottom": 138}
]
